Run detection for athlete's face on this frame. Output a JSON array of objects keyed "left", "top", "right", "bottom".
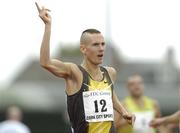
[
  {"left": 127, "top": 75, "right": 144, "bottom": 97},
  {"left": 81, "top": 33, "right": 106, "bottom": 65}
]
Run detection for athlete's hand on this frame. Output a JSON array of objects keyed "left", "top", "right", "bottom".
[
  {"left": 35, "top": 2, "right": 51, "bottom": 25},
  {"left": 149, "top": 118, "right": 165, "bottom": 127},
  {"left": 122, "top": 113, "right": 136, "bottom": 126}
]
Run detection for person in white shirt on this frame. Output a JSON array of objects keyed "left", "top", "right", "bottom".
[{"left": 0, "top": 106, "right": 30, "bottom": 133}]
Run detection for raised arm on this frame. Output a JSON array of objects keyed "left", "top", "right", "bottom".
[{"left": 35, "top": 2, "right": 73, "bottom": 78}]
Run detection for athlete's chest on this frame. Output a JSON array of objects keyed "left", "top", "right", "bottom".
[
  {"left": 82, "top": 77, "right": 114, "bottom": 123},
  {"left": 87, "top": 77, "right": 111, "bottom": 90}
]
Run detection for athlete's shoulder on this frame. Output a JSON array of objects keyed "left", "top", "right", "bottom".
[
  {"left": 152, "top": 99, "right": 160, "bottom": 108},
  {"left": 65, "top": 63, "right": 83, "bottom": 81},
  {"left": 103, "top": 66, "right": 117, "bottom": 82},
  {"left": 144, "top": 96, "right": 153, "bottom": 101},
  {"left": 146, "top": 97, "right": 161, "bottom": 117},
  {"left": 67, "top": 62, "right": 78, "bottom": 68},
  {"left": 62, "top": 62, "right": 80, "bottom": 73},
  {"left": 103, "top": 66, "right": 116, "bottom": 72},
  {"left": 69, "top": 63, "right": 82, "bottom": 73},
  {"left": 144, "top": 96, "right": 159, "bottom": 108}
]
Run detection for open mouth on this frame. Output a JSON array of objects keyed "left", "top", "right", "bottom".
[{"left": 97, "top": 54, "right": 103, "bottom": 57}]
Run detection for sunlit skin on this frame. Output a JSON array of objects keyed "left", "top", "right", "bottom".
[
  {"left": 150, "top": 110, "right": 180, "bottom": 127},
  {"left": 80, "top": 33, "right": 105, "bottom": 65}
]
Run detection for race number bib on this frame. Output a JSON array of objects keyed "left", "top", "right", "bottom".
[
  {"left": 83, "top": 90, "right": 114, "bottom": 122},
  {"left": 133, "top": 111, "right": 154, "bottom": 133}
]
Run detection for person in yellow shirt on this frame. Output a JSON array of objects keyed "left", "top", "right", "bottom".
[{"left": 114, "top": 74, "right": 166, "bottom": 133}]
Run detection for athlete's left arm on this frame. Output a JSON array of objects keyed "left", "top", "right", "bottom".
[
  {"left": 106, "top": 67, "right": 135, "bottom": 126},
  {"left": 154, "top": 100, "right": 161, "bottom": 118},
  {"left": 113, "top": 90, "right": 136, "bottom": 126},
  {"left": 153, "top": 100, "right": 168, "bottom": 133}
]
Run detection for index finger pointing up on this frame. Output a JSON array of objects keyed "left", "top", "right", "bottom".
[{"left": 35, "top": 2, "right": 41, "bottom": 12}]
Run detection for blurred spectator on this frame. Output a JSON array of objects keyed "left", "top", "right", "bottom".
[
  {"left": 114, "top": 74, "right": 167, "bottom": 133},
  {"left": 0, "top": 106, "right": 30, "bottom": 133}
]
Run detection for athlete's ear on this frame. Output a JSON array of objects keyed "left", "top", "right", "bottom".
[{"left": 80, "top": 44, "right": 86, "bottom": 54}]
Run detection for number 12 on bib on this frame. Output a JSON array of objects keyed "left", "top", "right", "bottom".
[{"left": 83, "top": 90, "right": 114, "bottom": 122}]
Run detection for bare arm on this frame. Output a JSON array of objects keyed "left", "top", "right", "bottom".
[
  {"left": 113, "top": 91, "right": 135, "bottom": 126},
  {"left": 164, "top": 110, "right": 180, "bottom": 124},
  {"left": 150, "top": 110, "right": 180, "bottom": 127},
  {"left": 161, "top": 111, "right": 180, "bottom": 124},
  {"left": 36, "top": 2, "right": 73, "bottom": 78},
  {"left": 154, "top": 100, "right": 161, "bottom": 118},
  {"left": 153, "top": 100, "right": 169, "bottom": 133},
  {"left": 114, "top": 109, "right": 126, "bottom": 128},
  {"left": 107, "top": 67, "right": 135, "bottom": 126}
]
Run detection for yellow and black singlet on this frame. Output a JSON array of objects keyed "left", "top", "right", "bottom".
[
  {"left": 67, "top": 65, "right": 115, "bottom": 133},
  {"left": 117, "top": 96, "right": 156, "bottom": 133}
]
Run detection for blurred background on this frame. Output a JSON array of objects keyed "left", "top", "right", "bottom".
[{"left": 0, "top": 0, "right": 180, "bottom": 133}]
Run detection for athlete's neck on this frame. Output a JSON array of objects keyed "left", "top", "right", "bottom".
[
  {"left": 131, "top": 95, "right": 144, "bottom": 107},
  {"left": 81, "top": 60, "right": 103, "bottom": 80}
]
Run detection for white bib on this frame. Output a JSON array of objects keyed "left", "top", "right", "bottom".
[
  {"left": 133, "top": 111, "right": 154, "bottom": 133},
  {"left": 83, "top": 90, "right": 114, "bottom": 122}
]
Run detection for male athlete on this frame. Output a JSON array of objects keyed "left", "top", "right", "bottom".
[
  {"left": 114, "top": 74, "right": 166, "bottom": 133},
  {"left": 35, "top": 2, "right": 135, "bottom": 133}
]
